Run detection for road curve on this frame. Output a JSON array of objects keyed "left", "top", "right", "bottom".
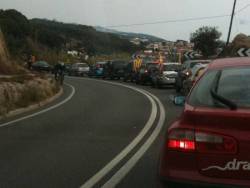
[{"left": 0, "top": 77, "right": 154, "bottom": 188}]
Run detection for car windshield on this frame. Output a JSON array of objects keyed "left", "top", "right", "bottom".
[{"left": 189, "top": 67, "right": 250, "bottom": 108}]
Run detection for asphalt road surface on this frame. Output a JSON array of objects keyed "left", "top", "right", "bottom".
[{"left": 0, "top": 77, "right": 183, "bottom": 188}]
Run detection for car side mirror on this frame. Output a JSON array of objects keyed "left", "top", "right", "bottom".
[{"left": 173, "top": 96, "right": 186, "bottom": 106}]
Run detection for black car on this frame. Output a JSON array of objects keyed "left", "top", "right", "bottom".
[
  {"left": 135, "top": 63, "right": 158, "bottom": 85},
  {"left": 175, "top": 59, "right": 211, "bottom": 93},
  {"left": 103, "top": 60, "right": 126, "bottom": 80},
  {"left": 123, "top": 61, "right": 137, "bottom": 82},
  {"left": 31, "top": 61, "right": 52, "bottom": 72}
]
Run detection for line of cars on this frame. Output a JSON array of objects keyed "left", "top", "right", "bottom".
[
  {"left": 30, "top": 61, "right": 90, "bottom": 77},
  {"left": 30, "top": 59, "right": 213, "bottom": 98},
  {"left": 158, "top": 57, "right": 250, "bottom": 188},
  {"left": 88, "top": 59, "right": 183, "bottom": 90}
]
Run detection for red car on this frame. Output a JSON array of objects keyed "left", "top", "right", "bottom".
[{"left": 159, "top": 57, "right": 250, "bottom": 188}]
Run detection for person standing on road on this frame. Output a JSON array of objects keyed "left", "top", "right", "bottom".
[
  {"left": 133, "top": 56, "right": 142, "bottom": 72},
  {"left": 133, "top": 56, "right": 142, "bottom": 82},
  {"left": 54, "top": 62, "right": 65, "bottom": 84}
]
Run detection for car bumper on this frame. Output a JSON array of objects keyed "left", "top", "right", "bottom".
[
  {"left": 159, "top": 150, "right": 250, "bottom": 188},
  {"left": 76, "top": 71, "right": 89, "bottom": 75}
]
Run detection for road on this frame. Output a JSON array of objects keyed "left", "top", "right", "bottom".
[{"left": 0, "top": 77, "right": 183, "bottom": 188}]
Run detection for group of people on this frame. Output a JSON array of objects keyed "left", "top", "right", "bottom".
[{"left": 132, "top": 54, "right": 164, "bottom": 73}]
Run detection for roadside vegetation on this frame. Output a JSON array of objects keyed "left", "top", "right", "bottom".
[
  {"left": 190, "top": 26, "right": 224, "bottom": 58},
  {"left": 0, "top": 75, "right": 60, "bottom": 116},
  {"left": 0, "top": 9, "right": 140, "bottom": 65}
]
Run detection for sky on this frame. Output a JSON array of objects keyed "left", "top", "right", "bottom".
[{"left": 1, "top": 0, "right": 250, "bottom": 41}]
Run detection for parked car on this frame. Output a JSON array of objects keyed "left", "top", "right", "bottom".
[
  {"left": 159, "top": 57, "right": 250, "bottom": 188},
  {"left": 31, "top": 61, "right": 52, "bottom": 72},
  {"left": 175, "top": 59, "right": 211, "bottom": 93},
  {"left": 102, "top": 60, "right": 126, "bottom": 80},
  {"left": 151, "top": 63, "right": 181, "bottom": 88},
  {"left": 135, "top": 63, "right": 158, "bottom": 84},
  {"left": 182, "top": 63, "right": 208, "bottom": 95},
  {"left": 88, "top": 61, "right": 107, "bottom": 78},
  {"left": 68, "top": 63, "right": 89, "bottom": 76}
]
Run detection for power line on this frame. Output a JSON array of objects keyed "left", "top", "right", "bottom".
[
  {"left": 106, "top": 14, "right": 231, "bottom": 28},
  {"left": 236, "top": 3, "right": 250, "bottom": 13},
  {"left": 104, "top": 4, "right": 250, "bottom": 28}
]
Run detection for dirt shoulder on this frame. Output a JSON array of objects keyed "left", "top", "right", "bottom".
[{"left": 0, "top": 74, "right": 61, "bottom": 118}]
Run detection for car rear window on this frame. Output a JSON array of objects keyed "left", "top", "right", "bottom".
[
  {"left": 78, "top": 63, "right": 88, "bottom": 67},
  {"left": 163, "top": 64, "right": 181, "bottom": 71},
  {"left": 188, "top": 67, "right": 250, "bottom": 108},
  {"left": 113, "top": 61, "right": 126, "bottom": 68}
]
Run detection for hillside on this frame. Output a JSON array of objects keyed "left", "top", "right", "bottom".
[
  {"left": 95, "top": 26, "right": 166, "bottom": 43},
  {"left": 0, "top": 9, "right": 140, "bottom": 62}
]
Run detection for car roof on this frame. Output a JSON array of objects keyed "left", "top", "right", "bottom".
[
  {"left": 35, "top": 61, "right": 48, "bottom": 64},
  {"left": 163, "top": 62, "right": 181, "bottom": 65},
  {"left": 75, "top": 62, "right": 87, "bottom": 65},
  {"left": 208, "top": 57, "right": 250, "bottom": 70},
  {"left": 192, "top": 63, "right": 208, "bottom": 69},
  {"left": 185, "top": 59, "right": 211, "bottom": 63}
]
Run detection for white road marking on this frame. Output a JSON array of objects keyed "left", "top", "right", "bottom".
[
  {"left": 0, "top": 83, "right": 76, "bottom": 128},
  {"left": 79, "top": 79, "right": 158, "bottom": 188},
  {"left": 101, "top": 90, "right": 165, "bottom": 188}
]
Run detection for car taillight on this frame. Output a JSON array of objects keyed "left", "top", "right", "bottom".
[
  {"left": 167, "top": 129, "right": 195, "bottom": 151},
  {"left": 167, "top": 129, "right": 237, "bottom": 154}
]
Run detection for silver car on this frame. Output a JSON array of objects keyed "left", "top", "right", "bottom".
[
  {"left": 69, "top": 63, "right": 90, "bottom": 77},
  {"left": 151, "top": 63, "right": 182, "bottom": 88}
]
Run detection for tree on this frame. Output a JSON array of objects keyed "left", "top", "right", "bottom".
[
  {"left": 190, "top": 26, "right": 222, "bottom": 57},
  {"left": 0, "top": 9, "right": 31, "bottom": 55}
]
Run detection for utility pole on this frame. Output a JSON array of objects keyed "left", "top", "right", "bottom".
[{"left": 226, "top": 0, "right": 237, "bottom": 46}]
